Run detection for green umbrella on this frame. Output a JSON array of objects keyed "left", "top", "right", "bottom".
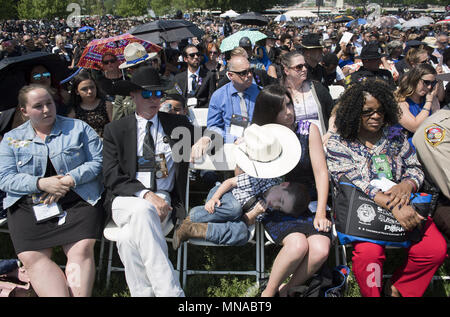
[{"left": 219, "top": 30, "right": 267, "bottom": 52}]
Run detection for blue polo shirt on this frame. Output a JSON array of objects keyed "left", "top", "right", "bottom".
[{"left": 207, "top": 82, "right": 261, "bottom": 143}]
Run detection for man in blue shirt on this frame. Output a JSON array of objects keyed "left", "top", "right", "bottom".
[{"left": 206, "top": 55, "right": 261, "bottom": 143}]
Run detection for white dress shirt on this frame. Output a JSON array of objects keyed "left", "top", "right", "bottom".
[
  {"left": 135, "top": 113, "right": 175, "bottom": 197},
  {"left": 187, "top": 67, "right": 201, "bottom": 93}
]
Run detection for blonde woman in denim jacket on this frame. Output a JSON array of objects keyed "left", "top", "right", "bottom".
[{"left": 0, "top": 85, "right": 104, "bottom": 297}]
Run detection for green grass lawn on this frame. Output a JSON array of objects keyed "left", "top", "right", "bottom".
[{"left": 1, "top": 230, "right": 449, "bottom": 297}]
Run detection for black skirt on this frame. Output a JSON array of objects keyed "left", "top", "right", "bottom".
[
  {"left": 262, "top": 210, "right": 331, "bottom": 245},
  {"left": 6, "top": 158, "right": 104, "bottom": 254},
  {"left": 7, "top": 193, "right": 104, "bottom": 254}
]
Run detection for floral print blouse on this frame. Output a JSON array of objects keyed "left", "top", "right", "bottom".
[{"left": 326, "top": 126, "right": 424, "bottom": 200}]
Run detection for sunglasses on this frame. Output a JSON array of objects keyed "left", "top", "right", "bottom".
[
  {"left": 209, "top": 51, "right": 219, "bottom": 55},
  {"left": 361, "top": 108, "right": 385, "bottom": 117},
  {"left": 229, "top": 68, "right": 252, "bottom": 77},
  {"left": 188, "top": 52, "right": 201, "bottom": 58},
  {"left": 141, "top": 90, "right": 164, "bottom": 99},
  {"left": 32, "top": 72, "right": 51, "bottom": 81},
  {"left": 421, "top": 79, "right": 437, "bottom": 88},
  {"left": 102, "top": 59, "right": 117, "bottom": 65},
  {"left": 290, "top": 63, "right": 307, "bottom": 71}
]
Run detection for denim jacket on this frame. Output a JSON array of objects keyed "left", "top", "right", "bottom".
[{"left": 0, "top": 116, "right": 103, "bottom": 209}]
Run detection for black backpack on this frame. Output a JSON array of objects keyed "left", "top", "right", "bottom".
[{"left": 287, "top": 265, "right": 350, "bottom": 297}]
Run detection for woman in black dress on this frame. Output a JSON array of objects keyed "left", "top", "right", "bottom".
[
  {"left": 68, "top": 71, "right": 112, "bottom": 137},
  {"left": 252, "top": 85, "right": 332, "bottom": 297}
]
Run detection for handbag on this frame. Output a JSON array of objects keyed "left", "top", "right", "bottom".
[
  {"left": 286, "top": 265, "right": 350, "bottom": 297},
  {"left": 0, "top": 260, "right": 36, "bottom": 297},
  {"left": 332, "top": 175, "right": 432, "bottom": 248}
]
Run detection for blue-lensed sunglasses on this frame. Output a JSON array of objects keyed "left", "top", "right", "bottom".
[
  {"left": 141, "top": 90, "right": 164, "bottom": 99},
  {"left": 32, "top": 72, "right": 51, "bottom": 81}
]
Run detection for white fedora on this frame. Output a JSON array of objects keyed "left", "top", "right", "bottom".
[
  {"left": 119, "top": 42, "right": 157, "bottom": 69},
  {"left": 233, "top": 124, "right": 301, "bottom": 178}
]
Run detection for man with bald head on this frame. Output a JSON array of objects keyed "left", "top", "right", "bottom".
[{"left": 206, "top": 55, "right": 261, "bottom": 143}]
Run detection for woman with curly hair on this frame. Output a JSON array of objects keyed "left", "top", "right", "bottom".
[
  {"left": 326, "top": 79, "right": 447, "bottom": 297},
  {"left": 395, "top": 64, "right": 442, "bottom": 146}
]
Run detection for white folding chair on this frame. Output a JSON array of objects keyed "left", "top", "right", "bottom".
[
  {"left": 179, "top": 143, "right": 264, "bottom": 287},
  {"left": 328, "top": 85, "right": 345, "bottom": 101},
  {"left": 103, "top": 215, "right": 177, "bottom": 289},
  {"left": 188, "top": 107, "right": 209, "bottom": 127}
]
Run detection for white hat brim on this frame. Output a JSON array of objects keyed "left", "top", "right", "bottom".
[
  {"left": 119, "top": 51, "right": 157, "bottom": 69},
  {"left": 233, "top": 124, "right": 301, "bottom": 178}
]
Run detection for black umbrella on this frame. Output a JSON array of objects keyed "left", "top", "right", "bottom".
[
  {"left": 0, "top": 52, "right": 71, "bottom": 111},
  {"left": 128, "top": 19, "right": 204, "bottom": 44},
  {"left": 234, "top": 12, "right": 268, "bottom": 26}
]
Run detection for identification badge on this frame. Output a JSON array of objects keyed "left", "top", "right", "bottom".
[
  {"left": 137, "top": 155, "right": 156, "bottom": 172},
  {"left": 187, "top": 97, "right": 198, "bottom": 107},
  {"left": 33, "top": 202, "right": 64, "bottom": 223},
  {"left": 371, "top": 154, "right": 393, "bottom": 180},
  {"left": 155, "top": 153, "right": 169, "bottom": 179},
  {"left": 136, "top": 171, "right": 156, "bottom": 190},
  {"left": 229, "top": 114, "right": 249, "bottom": 138}
]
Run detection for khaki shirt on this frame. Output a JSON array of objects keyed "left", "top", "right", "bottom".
[
  {"left": 412, "top": 108, "right": 450, "bottom": 199},
  {"left": 112, "top": 95, "right": 136, "bottom": 121}
]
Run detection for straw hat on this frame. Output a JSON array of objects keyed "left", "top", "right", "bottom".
[
  {"left": 233, "top": 124, "right": 301, "bottom": 178},
  {"left": 422, "top": 37, "right": 438, "bottom": 49},
  {"left": 119, "top": 42, "right": 157, "bottom": 69}
]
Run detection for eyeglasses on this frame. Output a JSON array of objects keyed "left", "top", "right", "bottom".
[
  {"left": 418, "top": 58, "right": 429, "bottom": 64},
  {"left": 141, "top": 90, "right": 164, "bottom": 99},
  {"left": 290, "top": 63, "right": 307, "bottom": 71},
  {"left": 421, "top": 79, "right": 437, "bottom": 88},
  {"left": 187, "top": 52, "right": 201, "bottom": 58},
  {"left": 32, "top": 72, "right": 51, "bottom": 81},
  {"left": 361, "top": 108, "right": 385, "bottom": 117},
  {"left": 102, "top": 59, "right": 117, "bottom": 65},
  {"left": 209, "top": 51, "right": 219, "bottom": 55},
  {"left": 229, "top": 68, "right": 252, "bottom": 77}
]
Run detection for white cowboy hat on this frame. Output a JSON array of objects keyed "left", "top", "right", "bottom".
[
  {"left": 233, "top": 123, "right": 301, "bottom": 178},
  {"left": 119, "top": 42, "right": 157, "bottom": 69}
]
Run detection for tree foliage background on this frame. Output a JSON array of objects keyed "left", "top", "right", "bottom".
[{"left": 0, "top": 0, "right": 447, "bottom": 20}]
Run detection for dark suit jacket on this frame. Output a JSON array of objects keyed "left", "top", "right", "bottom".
[
  {"left": 102, "top": 111, "right": 195, "bottom": 225},
  {"left": 172, "top": 65, "right": 217, "bottom": 108}
]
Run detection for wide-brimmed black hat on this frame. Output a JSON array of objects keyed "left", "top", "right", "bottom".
[
  {"left": 358, "top": 42, "right": 384, "bottom": 60},
  {"left": 300, "top": 33, "right": 323, "bottom": 49},
  {"left": 113, "top": 66, "right": 173, "bottom": 96}
]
